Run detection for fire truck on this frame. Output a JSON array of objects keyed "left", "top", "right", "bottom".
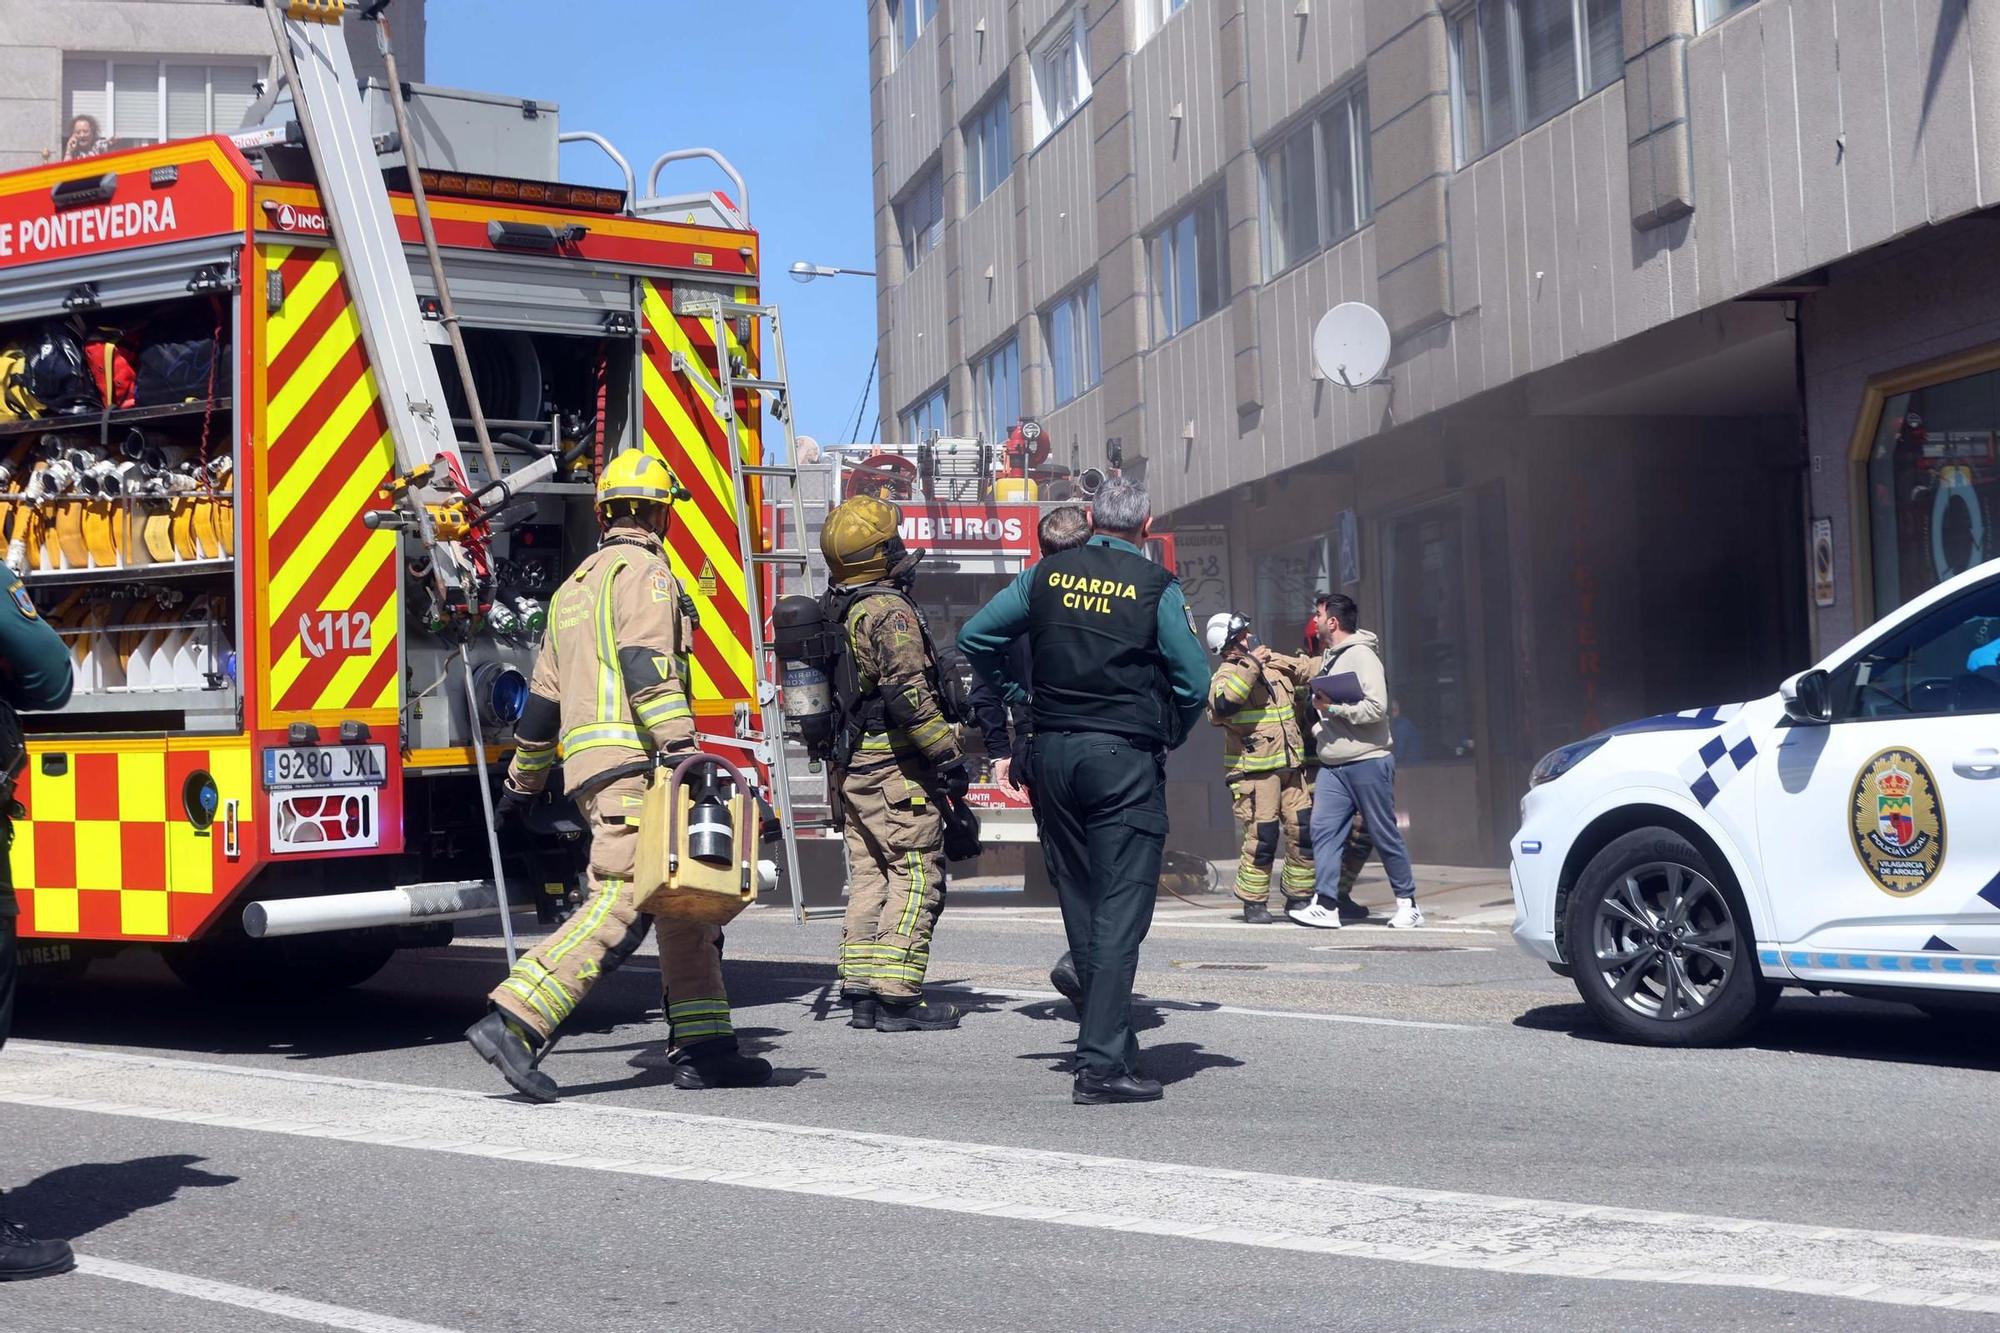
[
  {"left": 772, "top": 428, "right": 1175, "bottom": 865},
  {"left": 0, "top": 5, "right": 808, "bottom": 991}
]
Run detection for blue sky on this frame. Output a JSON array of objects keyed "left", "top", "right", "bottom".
[{"left": 426, "top": 0, "right": 878, "bottom": 449}]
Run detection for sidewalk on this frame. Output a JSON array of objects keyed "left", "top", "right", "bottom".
[{"left": 952, "top": 859, "right": 1517, "bottom": 927}]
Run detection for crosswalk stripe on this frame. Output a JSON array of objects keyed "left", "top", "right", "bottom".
[
  {"left": 77, "top": 1255, "right": 464, "bottom": 1333},
  {"left": 8, "top": 1043, "right": 2000, "bottom": 1315}
]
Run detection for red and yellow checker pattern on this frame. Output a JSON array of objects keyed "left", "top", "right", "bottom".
[
  {"left": 14, "top": 741, "right": 255, "bottom": 942},
  {"left": 638, "top": 278, "right": 761, "bottom": 713},
  {"left": 253, "top": 242, "right": 401, "bottom": 729}
]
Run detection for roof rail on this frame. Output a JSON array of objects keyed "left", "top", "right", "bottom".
[
  {"left": 642, "top": 148, "right": 749, "bottom": 224},
  {"left": 557, "top": 131, "right": 635, "bottom": 212}
]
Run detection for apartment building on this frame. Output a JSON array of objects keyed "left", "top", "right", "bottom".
[
  {"left": 867, "top": 0, "right": 2000, "bottom": 864},
  {"left": 0, "top": 0, "right": 425, "bottom": 171}
]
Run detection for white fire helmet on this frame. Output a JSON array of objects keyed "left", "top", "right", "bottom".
[{"left": 1204, "top": 611, "right": 1251, "bottom": 655}]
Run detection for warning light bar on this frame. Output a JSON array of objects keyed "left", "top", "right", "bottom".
[{"left": 406, "top": 168, "right": 626, "bottom": 215}]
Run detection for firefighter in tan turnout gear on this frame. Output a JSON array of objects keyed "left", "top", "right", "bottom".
[
  {"left": 465, "top": 450, "right": 771, "bottom": 1101},
  {"left": 1207, "top": 612, "right": 1317, "bottom": 923},
  {"left": 823, "top": 493, "right": 974, "bottom": 1032}
]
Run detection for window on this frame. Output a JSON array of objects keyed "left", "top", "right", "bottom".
[
  {"left": 965, "top": 93, "right": 1013, "bottom": 205},
  {"left": 1151, "top": 192, "right": 1230, "bottom": 341},
  {"left": 974, "top": 337, "right": 1021, "bottom": 442},
  {"left": 1829, "top": 581, "right": 2000, "bottom": 722},
  {"left": 1030, "top": 8, "right": 1092, "bottom": 144},
  {"left": 1260, "top": 86, "right": 1373, "bottom": 277},
  {"left": 1385, "top": 502, "right": 1471, "bottom": 763},
  {"left": 897, "top": 165, "right": 945, "bottom": 272},
  {"left": 1865, "top": 365, "right": 2000, "bottom": 613},
  {"left": 1046, "top": 279, "right": 1101, "bottom": 406},
  {"left": 900, "top": 384, "right": 949, "bottom": 443},
  {"left": 1255, "top": 537, "right": 1329, "bottom": 658},
  {"left": 1699, "top": 0, "right": 1759, "bottom": 27},
  {"left": 893, "top": 0, "right": 938, "bottom": 55},
  {"left": 1138, "top": 0, "right": 1189, "bottom": 44},
  {"left": 63, "top": 57, "right": 266, "bottom": 151},
  {"left": 1448, "top": 0, "right": 1622, "bottom": 165}
]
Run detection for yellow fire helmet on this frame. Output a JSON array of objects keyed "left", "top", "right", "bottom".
[
  {"left": 820, "top": 492, "right": 915, "bottom": 587},
  {"left": 595, "top": 450, "right": 679, "bottom": 512}
]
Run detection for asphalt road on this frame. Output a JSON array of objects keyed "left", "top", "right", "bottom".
[{"left": 5, "top": 899, "right": 2000, "bottom": 1331}]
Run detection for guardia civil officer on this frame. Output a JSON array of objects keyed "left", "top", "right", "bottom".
[
  {"left": 0, "top": 569, "right": 77, "bottom": 1279},
  {"left": 822, "top": 493, "right": 973, "bottom": 1032},
  {"left": 464, "top": 451, "right": 771, "bottom": 1101},
  {"left": 959, "top": 479, "right": 1208, "bottom": 1104}
]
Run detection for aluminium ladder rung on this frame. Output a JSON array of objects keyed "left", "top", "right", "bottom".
[
  {"left": 751, "top": 552, "right": 810, "bottom": 566},
  {"left": 740, "top": 464, "right": 804, "bottom": 478},
  {"left": 731, "top": 378, "right": 789, "bottom": 396}
]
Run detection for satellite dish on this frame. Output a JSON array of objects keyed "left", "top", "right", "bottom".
[{"left": 1311, "top": 302, "right": 1391, "bottom": 390}]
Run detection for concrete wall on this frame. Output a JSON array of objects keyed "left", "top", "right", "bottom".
[{"left": 0, "top": 0, "right": 426, "bottom": 172}]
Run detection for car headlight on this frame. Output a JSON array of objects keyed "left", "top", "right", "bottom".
[{"left": 1529, "top": 736, "right": 1608, "bottom": 787}]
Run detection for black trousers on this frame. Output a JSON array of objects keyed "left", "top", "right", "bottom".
[
  {"left": 0, "top": 908, "right": 15, "bottom": 1052},
  {"left": 1032, "top": 730, "right": 1167, "bottom": 1076}
]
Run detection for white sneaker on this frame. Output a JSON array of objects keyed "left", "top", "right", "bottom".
[
  {"left": 1288, "top": 899, "right": 1342, "bottom": 929},
  {"left": 1388, "top": 900, "right": 1424, "bottom": 929}
]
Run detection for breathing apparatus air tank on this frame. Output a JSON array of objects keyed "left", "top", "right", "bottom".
[
  {"left": 772, "top": 593, "right": 838, "bottom": 760},
  {"left": 686, "top": 768, "right": 734, "bottom": 867}
]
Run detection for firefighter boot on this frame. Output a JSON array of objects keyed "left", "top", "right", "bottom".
[
  {"left": 0, "top": 1215, "right": 74, "bottom": 1281},
  {"left": 844, "top": 990, "right": 879, "bottom": 1030},
  {"left": 667, "top": 1037, "right": 773, "bottom": 1090},
  {"left": 875, "top": 996, "right": 963, "bottom": 1031},
  {"left": 1242, "top": 900, "right": 1274, "bottom": 924},
  {"left": 465, "top": 1011, "right": 559, "bottom": 1104}
]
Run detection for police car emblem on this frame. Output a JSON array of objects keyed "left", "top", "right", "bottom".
[{"left": 1849, "top": 747, "right": 1946, "bottom": 896}]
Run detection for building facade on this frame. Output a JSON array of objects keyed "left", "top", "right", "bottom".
[
  {"left": 0, "top": 0, "right": 425, "bottom": 172},
  {"left": 866, "top": 0, "right": 2000, "bottom": 866}
]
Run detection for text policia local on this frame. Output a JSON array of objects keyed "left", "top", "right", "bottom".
[{"left": 0, "top": 197, "right": 180, "bottom": 258}]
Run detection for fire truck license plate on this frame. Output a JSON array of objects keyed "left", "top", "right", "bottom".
[{"left": 262, "top": 744, "right": 387, "bottom": 790}]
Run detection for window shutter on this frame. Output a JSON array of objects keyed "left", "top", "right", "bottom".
[
  {"left": 113, "top": 62, "right": 162, "bottom": 143},
  {"left": 165, "top": 65, "right": 209, "bottom": 139},
  {"left": 210, "top": 64, "right": 265, "bottom": 134},
  {"left": 63, "top": 60, "right": 109, "bottom": 131}
]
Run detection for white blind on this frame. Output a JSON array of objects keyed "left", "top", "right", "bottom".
[
  {"left": 210, "top": 65, "right": 264, "bottom": 133},
  {"left": 165, "top": 64, "right": 209, "bottom": 139},
  {"left": 112, "top": 62, "right": 161, "bottom": 142},
  {"left": 62, "top": 60, "right": 108, "bottom": 130}
]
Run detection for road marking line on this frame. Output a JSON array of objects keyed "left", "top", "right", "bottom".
[
  {"left": 10, "top": 1044, "right": 2000, "bottom": 1314},
  {"left": 76, "top": 1255, "right": 464, "bottom": 1333}
]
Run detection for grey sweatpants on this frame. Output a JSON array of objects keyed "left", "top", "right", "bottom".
[{"left": 1309, "top": 756, "right": 1416, "bottom": 902}]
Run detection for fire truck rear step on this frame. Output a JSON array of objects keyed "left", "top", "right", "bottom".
[{"left": 243, "top": 880, "right": 515, "bottom": 940}]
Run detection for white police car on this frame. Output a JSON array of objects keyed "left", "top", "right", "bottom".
[{"left": 1512, "top": 557, "right": 2000, "bottom": 1045}]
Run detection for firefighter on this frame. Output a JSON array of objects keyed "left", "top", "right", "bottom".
[
  {"left": 464, "top": 450, "right": 770, "bottom": 1101},
  {"left": 823, "top": 492, "right": 971, "bottom": 1032},
  {"left": 1206, "top": 612, "right": 1316, "bottom": 923}
]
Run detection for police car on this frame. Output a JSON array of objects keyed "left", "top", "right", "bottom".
[{"left": 1512, "top": 556, "right": 2000, "bottom": 1046}]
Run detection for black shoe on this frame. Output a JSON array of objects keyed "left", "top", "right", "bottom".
[
  {"left": 1049, "top": 953, "right": 1083, "bottom": 1009},
  {"left": 465, "top": 1011, "right": 559, "bottom": 1103},
  {"left": 844, "top": 991, "right": 878, "bottom": 1030},
  {"left": 1072, "top": 1070, "right": 1164, "bottom": 1105},
  {"left": 1241, "top": 901, "right": 1273, "bottom": 924},
  {"left": 875, "top": 997, "right": 963, "bottom": 1031},
  {"left": 0, "top": 1218, "right": 74, "bottom": 1281},
  {"left": 669, "top": 1046, "right": 773, "bottom": 1090},
  {"left": 1335, "top": 894, "right": 1369, "bottom": 922}
]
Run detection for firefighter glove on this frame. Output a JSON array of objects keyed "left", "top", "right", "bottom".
[
  {"left": 936, "top": 759, "right": 972, "bottom": 801},
  {"left": 494, "top": 784, "right": 534, "bottom": 826}
]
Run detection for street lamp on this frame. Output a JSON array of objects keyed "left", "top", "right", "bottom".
[{"left": 790, "top": 260, "right": 876, "bottom": 284}]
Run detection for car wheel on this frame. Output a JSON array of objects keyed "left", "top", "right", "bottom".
[{"left": 1564, "top": 828, "right": 1762, "bottom": 1047}]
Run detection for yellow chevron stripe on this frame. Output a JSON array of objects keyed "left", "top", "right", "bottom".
[
  {"left": 268, "top": 425, "right": 393, "bottom": 614},
  {"left": 268, "top": 365, "right": 377, "bottom": 515},
  {"left": 265, "top": 251, "right": 344, "bottom": 364},
  {"left": 266, "top": 302, "right": 364, "bottom": 442},
  {"left": 658, "top": 543, "right": 753, "bottom": 696},
  {"left": 320, "top": 558, "right": 399, "bottom": 706},
  {"left": 638, "top": 366, "right": 748, "bottom": 591},
  {"left": 269, "top": 530, "right": 395, "bottom": 702},
  {"left": 638, "top": 285, "right": 738, "bottom": 509}
]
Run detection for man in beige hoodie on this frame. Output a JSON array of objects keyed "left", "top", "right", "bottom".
[{"left": 1290, "top": 593, "right": 1422, "bottom": 929}]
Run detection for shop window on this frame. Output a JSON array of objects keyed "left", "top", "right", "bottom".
[
  {"left": 1866, "top": 363, "right": 2000, "bottom": 612},
  {"left": 1385, "top": 502, "right": 1471, "bottom": 763},
  {"left": 1255, "top": 537, "right": 1330, "bottom": 653},
  {"left": 901, "top": 384, "right": 949, "bottom": 443},
  {"left": 1448, "top": 0, "right": 1622, "bottom": 166},
  {"left": 973, "top": 336, "right": 1020, "bottom": 443},
  {"left": 965, "top": 92, "right": 1013, "bottom": 206},
  {"left": 1260, "top": 84, "right": 1373, "bottom": 278},
  {"left": 1046, "top": 278, "right": 1101, "bottom": 406},
  {"left": 897, "top": 165, "right": 945, "bottom": 272}
]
